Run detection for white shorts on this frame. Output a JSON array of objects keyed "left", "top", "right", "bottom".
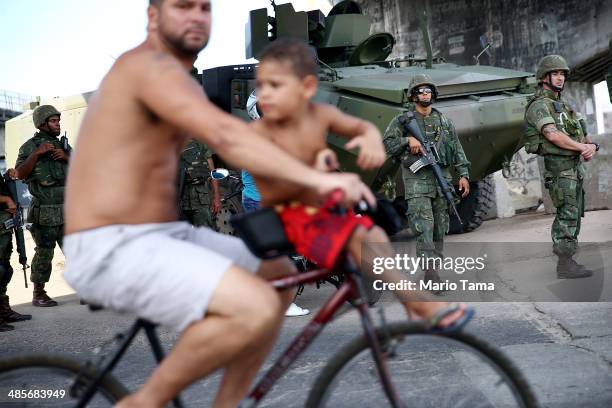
[{"left": 63, "top": 222, "right": 261, "bottom": 332}]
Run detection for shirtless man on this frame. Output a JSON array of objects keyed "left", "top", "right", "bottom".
[
  {"left": 63, "top": 1, "right": 374, "bottom": 407},
  {"left": 250, "top": 38, "right": 471, "bottom": 326}
]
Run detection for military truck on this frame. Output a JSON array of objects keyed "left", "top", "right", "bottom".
[{"left": 202, "top": 0, "right": 536, "bottom": 234}]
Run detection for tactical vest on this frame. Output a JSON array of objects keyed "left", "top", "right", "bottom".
[
  {"left": 401, "top": 109, "right": 457, "bottom": 173},
  {"left": 524, "top": 90, "right": 585, "bottom": 156},
  {"left": 24, "top": 133, "right": 68, "bottom": 205}
]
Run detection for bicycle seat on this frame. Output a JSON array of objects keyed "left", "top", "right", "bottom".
[{"left": 230, "top": 208, "right": 295, "bottom": 259}]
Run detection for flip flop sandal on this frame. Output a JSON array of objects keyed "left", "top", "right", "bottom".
[{"left": 425, "top": 303, "right": 474, "bottom": 334}]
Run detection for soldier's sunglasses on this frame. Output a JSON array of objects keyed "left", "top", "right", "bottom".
[{"left": 416, "top": 88, "right": 433, "bottom": 95}]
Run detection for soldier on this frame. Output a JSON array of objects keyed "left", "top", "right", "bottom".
[
  {"left": 0, "top": 169, "right": 32, "bottom": 331},
  {"left": 524, "top": 55, "right": 598, "bottom": 278},
  {"left": 383, "top": 74, "right": 470, "bottom": 288},
  {"left": 178, "top": 139, "right": 221, "bottom": 228},
  {"left": 15, "top": 104, "right": 71, "bottom": 306}
]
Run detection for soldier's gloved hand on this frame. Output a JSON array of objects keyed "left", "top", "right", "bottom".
[{"left": 407, "top": 136, "right": 425, "bottom": 156}]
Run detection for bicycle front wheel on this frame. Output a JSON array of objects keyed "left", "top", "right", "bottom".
[
  {"left": 0, "top": 353, "right": 128, "bottom": 407},
  {"left": 307, "top": 321, "right": 538, "bottom": 408}
]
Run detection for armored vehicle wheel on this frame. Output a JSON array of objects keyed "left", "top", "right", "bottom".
[
  {"left": 449, "top": 175, "right": 495, "bottom": 234},
  {"left": 216, "top": 194, "right": 244, "bottom": 235}
]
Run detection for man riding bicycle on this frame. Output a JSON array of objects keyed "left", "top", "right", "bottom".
[{"left": 64, "top": 1, "right": 468, "bottom": 407}]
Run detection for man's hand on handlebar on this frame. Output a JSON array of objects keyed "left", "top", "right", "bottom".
[{"left": 315, "top": 172, "right": 376, "bottom": 209}]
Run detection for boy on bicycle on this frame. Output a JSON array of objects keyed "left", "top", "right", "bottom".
[{"left": 249, "top": 38, "right": 471, "bottom": 328}]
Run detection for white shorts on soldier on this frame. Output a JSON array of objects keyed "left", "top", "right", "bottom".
[{"left": 63, "top": 222, "right": 261, "bottom": 332}]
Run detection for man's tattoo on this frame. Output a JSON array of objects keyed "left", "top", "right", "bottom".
[{"left": 542, "top": 124, "right": 558, "bottom": 136}]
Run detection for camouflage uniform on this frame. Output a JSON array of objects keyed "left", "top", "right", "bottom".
[
  {"left": 524, "top": 56, "right": 587, "bottom": 258},
  {"left": 16, "top": 130, "right": 70, "bottom": 284},
  {"left": 0, "top": 177, "right": 14, "bottom": 299},
  {"left": 178, "top": 139, "right": 216, "bottom": 228},
  {"left": 384, "top": 78, "right": 469, "bottom": 259}
]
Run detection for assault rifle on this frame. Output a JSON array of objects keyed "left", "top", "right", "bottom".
[
  {"left": 398, "top": 111, "right": 463, "bottom": 225},
  {"left": 2, "top": 173, "right": 28, "bottom": 288}
]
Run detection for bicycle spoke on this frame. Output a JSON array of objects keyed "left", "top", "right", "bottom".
[{"left": 313, "top": 331, "right": 533, "bottom": 408}]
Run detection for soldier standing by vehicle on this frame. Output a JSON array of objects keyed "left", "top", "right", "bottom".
[
  {"left": 178, "top": 139, "right": 221, "bottom": 229},
  {"left": 0, "top": 169, "right": 32, "bottom": 331},
  {"left": 15, "top": 104, "right": 71, "bottom": 307},
  {"left": 383, "top": 74, "right": 470, "bottom": 288},
  {"left": 524, "top": 55, "right": 598, "bottom": 278}
]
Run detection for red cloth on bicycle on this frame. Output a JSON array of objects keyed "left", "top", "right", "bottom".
[{"left": 276, "top": 201, "right": 374, "bottom": 270}]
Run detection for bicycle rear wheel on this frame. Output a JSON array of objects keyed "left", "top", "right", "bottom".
[
  {"left": 306, "top": 321, "right": 538, "bottom": 408},
  {"left": 0, "top": 353, "right": 128, "bottom": 407}
]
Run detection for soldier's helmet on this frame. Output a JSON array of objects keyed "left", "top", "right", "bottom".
[
  {"left": 32, "top": 105, "right": 61, "bottom": 129},
  {"left": 408, "top": 74, "right": 438, "bottom": 99},
  {"left": 536, "top": 55, "right": 570, "bottom": 80}
]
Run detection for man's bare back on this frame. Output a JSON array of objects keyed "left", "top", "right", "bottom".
[{"left": 65, "top": 46, "right": 189, "bottom": 233}]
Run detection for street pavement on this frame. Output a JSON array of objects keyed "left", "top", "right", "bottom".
[{"left": 1, "top": 210, "right": 611, "bottom": 407}]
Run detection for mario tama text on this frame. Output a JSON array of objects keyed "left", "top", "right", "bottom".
[{"left": 373, "top": 278, "right": 494, "bottom": 292}]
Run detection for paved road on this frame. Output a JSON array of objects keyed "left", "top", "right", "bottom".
[{"left": 1, "top": 210, "right": 611, "bottom": 407}]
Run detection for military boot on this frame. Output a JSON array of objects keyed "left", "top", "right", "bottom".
[
  {"left": 0, "top": 315, "right": 14, "bottom": 332},
  {"left": 557, "top": 256, "right": 593, "bottom": 279},
  {"left": 0, "top": 295, "right": 32, "bottom": 322},
  {"left": 32, "top": 283, "right": 58, "bottom": 307}
]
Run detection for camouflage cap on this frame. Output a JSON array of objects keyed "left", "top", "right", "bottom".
[
  {"left": 536, "top": 55, "right": 570, "bottom": 80},
  {"left": 408, "top": 74, "right": 438, "bottom": 98},
  {"left": 32, "top": 105, "right": 61, "bottom": 128}
]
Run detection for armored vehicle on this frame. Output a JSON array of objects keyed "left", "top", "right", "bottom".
[{"left": 202, "top": 1, "right": 536, "bottom": 234}]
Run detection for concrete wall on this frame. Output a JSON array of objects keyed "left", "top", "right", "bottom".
[
  {"left": 356, "top": 0, "right": 611, "bottom": 76},
  {"left": 0, "top": 126, "right": 5, "bottom": 158}
]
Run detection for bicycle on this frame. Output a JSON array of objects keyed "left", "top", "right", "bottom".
[{"left": 0, "top": 202, "right": 538, "bottom": 407}]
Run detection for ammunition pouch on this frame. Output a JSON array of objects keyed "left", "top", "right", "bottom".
[
  {"left": 523, "top": 125, "right": 542, "bottom": 154},
  {"left": 28, "top": 204, "right": 64, "bottom": 227}
]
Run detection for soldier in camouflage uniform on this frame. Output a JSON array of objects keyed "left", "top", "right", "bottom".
[
  {"left": 178, "top": 139, "right": 221, "bottom": 229},
  {"left": 383, "top": 74, "right": 470, "bottom": 288},
  {"left": 0, "top": 169, "right": 32, "bottom": 331},
  {"left": 16, "top": 105, "right": 71, "bottom": 306},
  {"left": 523, "top": 55, "right": 598, "bottom": 278}
]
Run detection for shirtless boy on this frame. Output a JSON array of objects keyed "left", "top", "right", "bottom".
[
  {"left": 63, "top": 1, "right": 375, "bottom": 407},
  {"left": 250, "top": 38, "right": 472, "bottom": 327}
]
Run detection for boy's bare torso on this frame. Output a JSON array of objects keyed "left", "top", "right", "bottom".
[
  {"left": 251, "top": 103, "right": 329, "bottom": 207},
  {"left": 65, "top": 45, "right": 193, "bottom": 234}
]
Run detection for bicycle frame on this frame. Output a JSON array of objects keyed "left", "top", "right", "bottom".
[
  {"left": 73, "top": 258, "right": 401, "bottom": 408},
  {"left": 240, "top": 258, "right": 403, "bottom": 408},
  {"left": 73, "top": 318, "right": 185, "bottom": 408}
]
